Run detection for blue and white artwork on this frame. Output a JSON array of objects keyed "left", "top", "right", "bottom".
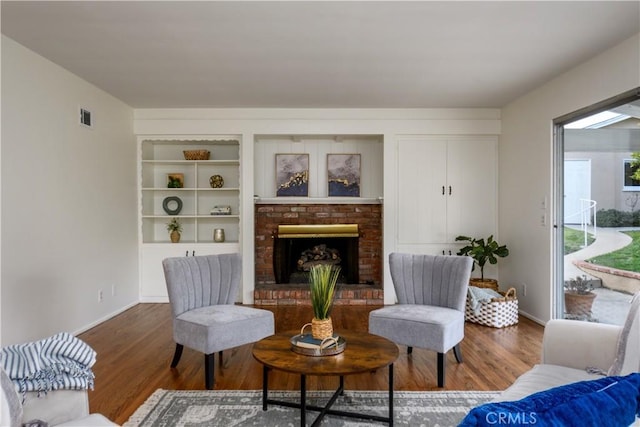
[
  {"left": 276, "top": 154, "right": 309, "bottom": 197},
  {"left": 328, "top": 154, "right": 360, "bottom": 197}
]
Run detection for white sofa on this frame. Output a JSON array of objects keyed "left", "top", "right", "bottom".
[
  {"left": 0, "top": 366, "right": 116, "bottom": 427},
  {"left": 496, "top": 292, "right": 640, "bottom": 402}
]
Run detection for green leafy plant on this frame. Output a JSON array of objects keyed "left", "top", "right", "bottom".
[
  {"left": 455, "top": 235, "right": 509, "bottom": 280},
  {"left": 167, "top": 176, "right": 183, "bottom": 188},
  {"left": 166, "top": 217, "right": 182, "bottom": 233},
  {"left": 564, "top": 274, "right": 593, "bottom": 295},
  {"left": 631, "top": 152, "right": 640, "bottom": 181},
  {"left": 308, "top": 264, "right": 341, "bottom": 320}
]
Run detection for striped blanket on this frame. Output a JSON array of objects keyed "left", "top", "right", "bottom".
[{"left": 0, "top": 332, "right": 96, "bottom": 394}]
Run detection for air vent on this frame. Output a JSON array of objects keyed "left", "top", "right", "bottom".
[{"left": 80, "top": 107, "right": 92, "bottom": 128}]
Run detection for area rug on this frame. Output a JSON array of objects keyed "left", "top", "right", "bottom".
[{"left": 123, "top": 389, "right": 499, "bottom": 426}]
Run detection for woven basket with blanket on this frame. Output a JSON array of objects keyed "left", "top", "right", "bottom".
[{"left": 466, "top": 286, "right": 518, "bottom": 328}]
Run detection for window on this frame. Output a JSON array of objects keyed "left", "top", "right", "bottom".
[{"left": 623, "top": 159, "right": 640, "bottom": 191}]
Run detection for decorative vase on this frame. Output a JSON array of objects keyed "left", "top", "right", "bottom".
[
  {"left": 564, "top": 291, "right": 596, "bottom": 317},
  {"left": 170, "top": 230, "right": 181, "bottom": 243},
  {"left": 311, "top": 317, "right": 333, "bottom": 340},
  {"left": 209, "top": 174, "right": 224, "bottom": 188},
  {"left": 213, "top": 228, "right": 225, "bottom": 242}
]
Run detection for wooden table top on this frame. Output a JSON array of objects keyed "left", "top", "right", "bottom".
[{"left": 252, "top": 330, "right": 399, "bottom": 376}]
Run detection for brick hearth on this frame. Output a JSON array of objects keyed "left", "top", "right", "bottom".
[{"left": 254, "top": 203, "right": 383, "bottom": 305}]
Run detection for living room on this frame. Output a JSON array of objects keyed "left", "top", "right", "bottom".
[{"left": 1, "top": 2, "right": 640, "bottom": 426}]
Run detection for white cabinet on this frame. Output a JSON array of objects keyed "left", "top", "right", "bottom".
[
  {"left": 396, "top": 136, "right": 497, "bottom": 252},
  {"left": 138, "top": 136, "right": 242, "bottom": 301},
  {"left": 140, "top": 243, "right": 239, "bottom": 301}
]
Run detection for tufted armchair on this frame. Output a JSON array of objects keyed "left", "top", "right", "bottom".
[
  {"left": 162, "top": 253, "right": 275, "bottom": 389},
  {"left": 369, "top": 252, "right": 473, "bottom": 387}
]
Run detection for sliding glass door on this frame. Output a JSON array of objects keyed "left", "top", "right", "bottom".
[{"left": 553, "top": 89, "right": 640, "bottom": 324}]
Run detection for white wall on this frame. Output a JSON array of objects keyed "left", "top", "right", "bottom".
[
  {"left": 500, "top": 33, "right": 640, "bottom": 323},
  {"left": 1, "top": 36, "right": 139, "bottom": 345}
]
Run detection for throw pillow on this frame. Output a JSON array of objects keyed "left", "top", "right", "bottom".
[{"left": 459, "top": 373, "right": 640, "bottom": 427}]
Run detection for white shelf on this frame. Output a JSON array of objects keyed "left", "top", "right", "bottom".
[
  {"left": 142, "top": 215, "right": 240, "bottom": 218},
  {"left": 142, "top": 160, "right": 240, "bottom": 165}
]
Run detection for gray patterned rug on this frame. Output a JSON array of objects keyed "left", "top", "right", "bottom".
[{"left": 123, "top": 389, "right": 499, "bottom": 426}]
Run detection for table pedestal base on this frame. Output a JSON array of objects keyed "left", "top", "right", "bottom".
[{"left": 261, "top": 364, "right": 394, "bottom": 427}]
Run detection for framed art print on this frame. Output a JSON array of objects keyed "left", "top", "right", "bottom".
[
  {"left": 327, "top": 153, "right": 360, "bottom": 197},
  {"left": 276, "top": 153, "right": 309, "bottom": 196}
]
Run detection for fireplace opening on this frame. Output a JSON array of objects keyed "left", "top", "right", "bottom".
[{"left": 273, "top": 224, "right": 359, "bottom": 285}]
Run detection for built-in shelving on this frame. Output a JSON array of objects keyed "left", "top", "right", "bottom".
[
  {"left": 139, "top": 138, "right": 241, "bottom": 244},
  {"left": 137, "top": 136, "right": 242, "bottom": 301}
]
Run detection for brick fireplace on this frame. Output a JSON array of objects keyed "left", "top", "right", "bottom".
[{"left": 254, "top": 203, "right": 383, "bottom": 305}]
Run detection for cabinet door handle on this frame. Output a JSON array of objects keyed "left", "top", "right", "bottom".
[
  {"left": 442, "top": 186, "right": 445, "bottom": 195},
  {"left": 442, "top": 250, "right": 445, "bottom": 255},
  {"left": 192, "top": 251, "right": 195, "bottom": 257},
  {"left": 185, "top": 251, "right": 189, "bottom": 257},
  {"left": 449, "top": 186, "right": 452, "bottom": 195}
]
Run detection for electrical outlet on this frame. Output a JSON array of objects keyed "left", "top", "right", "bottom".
[
  {"left": 98, "top": 289, "right": 104, "bottom": 302},
  {"left": 522, "top": 283, "right": 527, "bottom": 297},
  {"left": 540, "top": 214, "right": 546, "bottom": 226}
]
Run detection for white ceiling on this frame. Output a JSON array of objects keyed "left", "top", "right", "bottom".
[{"left": 2, "top": 1, "right": 639, "bottom": 109}]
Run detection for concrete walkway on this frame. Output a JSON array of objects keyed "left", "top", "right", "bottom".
[
  {"left": 564, "top": 226, "right": 633, "bottom": 281},
  {"left": 564, "top": 226, "right": 639, "bottom": 325}
]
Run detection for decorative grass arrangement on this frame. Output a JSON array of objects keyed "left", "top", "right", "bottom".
[{"left": 309, "top": 264, "right": 341, "bottom": 320}]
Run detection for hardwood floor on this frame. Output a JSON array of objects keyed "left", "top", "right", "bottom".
[{"left": 78, "top": 303, "right": 543, "bottom": 425}]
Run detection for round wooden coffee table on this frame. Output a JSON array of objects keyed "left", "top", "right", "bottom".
[{"left": 252, "top": 330, "right": 399, "bottom": 427}]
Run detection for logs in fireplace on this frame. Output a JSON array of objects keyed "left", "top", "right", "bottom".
[{"left": 297, "top": 244, "right": 342, "bottom": 271}]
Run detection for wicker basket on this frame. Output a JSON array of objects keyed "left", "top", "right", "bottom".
[
  {"left": 183, "top": 150, "right": 210, "bottom": 160},
  {"left": 465, "top": 287, "right": 518, "bottom": 328},
  {"left": 469, "top": 278, "right": 499, "bottom": 291}
]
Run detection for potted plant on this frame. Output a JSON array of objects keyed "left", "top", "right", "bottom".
[
  {"left": 564, "top": 275, "right": 597, "bottom": 318},
  {"left": 308, "top": 264, "right": 341, "bottom": 340},
  {"left": 166, "top": 218, "right": 182, "bottom": 243},
  {"left": 455, "top": 235, "right": 509, "bottom": 290}
]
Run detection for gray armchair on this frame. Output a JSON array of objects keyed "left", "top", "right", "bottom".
[
  {"left": 162, "top": 253, "right": 275, "bottom": 389},
  {"left": 369, "top": 252, "right": 473, "bottom": 387}
]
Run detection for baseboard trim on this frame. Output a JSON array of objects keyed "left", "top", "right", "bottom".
[
  {"left": 518, "top": 310, "right": 546, "bottom": 326},
  {"left": 139, "top": 296, "right": 169, "bottom": 303},
  {"left": 73, "top": 301, "right": 139, "bottom": 336}
]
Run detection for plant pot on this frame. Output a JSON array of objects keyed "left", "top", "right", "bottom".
[
  {"left": 469, "top": 278, "right": 499, "bottom": 291},
  {"left": 311, "top": 317, "right": 333, "bottom": 340},
  {"left": 564, "top": 291, "right": 596, "bottom": 316},
  {"left": 170, "top": 230, "right": 181, "bottom": 243}
]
